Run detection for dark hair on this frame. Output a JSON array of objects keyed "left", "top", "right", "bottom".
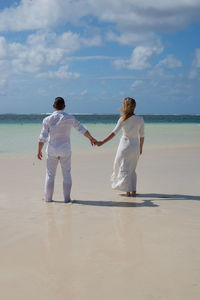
[{"left": 54, "top": 97, "right": 65, "bottom": 110}]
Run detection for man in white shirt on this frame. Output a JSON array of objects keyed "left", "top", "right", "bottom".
[{"left": 37, "top": 97, "right": 96, "bottom": 203}]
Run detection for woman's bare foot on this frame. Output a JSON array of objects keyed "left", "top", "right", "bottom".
[
  {"left": 131, "top": 191, "right": 136, "bottom": 197},
  {"left": 126, "top": 192, "right": 131, "bottom": 197}
]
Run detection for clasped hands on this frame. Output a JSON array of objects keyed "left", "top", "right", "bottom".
[{"left": 90, "top": 138, "right": 103, "bottom": 147}]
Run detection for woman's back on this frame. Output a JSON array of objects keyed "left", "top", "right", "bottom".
[
  {"left": 121, "top": 115, "right": 144, "bottom": 139},
  {"left": 113, "top": 115, "right": 144, "bottom": 139}
]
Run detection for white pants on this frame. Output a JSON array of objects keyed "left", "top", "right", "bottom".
[{"left": 45, "top": 153, "right": 72, "bottom": 202}]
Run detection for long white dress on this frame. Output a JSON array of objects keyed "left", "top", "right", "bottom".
[{"left": 111, "top": 115, "right": 144, "bottom": 192}]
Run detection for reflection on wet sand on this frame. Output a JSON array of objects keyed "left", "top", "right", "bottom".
[{"left": 45, "top": 204, "right": 73, "bottom": 298}]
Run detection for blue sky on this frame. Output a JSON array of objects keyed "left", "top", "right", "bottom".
[{"left": 0, "top": 0, "right": 200, "bottom": 114}]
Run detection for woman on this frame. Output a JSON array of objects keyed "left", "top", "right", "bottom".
[{"left": 97, "top": 97, "right": 144, "bottom": 197}]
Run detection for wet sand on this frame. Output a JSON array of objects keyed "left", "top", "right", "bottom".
[{"left": 0, "top": 145, "right": 200, "bottom": 300}]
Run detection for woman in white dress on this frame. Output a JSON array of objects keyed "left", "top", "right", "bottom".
[{"left": 97, "top": 97, "right": 144, "bottom": 197}]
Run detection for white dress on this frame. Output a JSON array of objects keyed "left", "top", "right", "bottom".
[{"left": 111, "top": 115, "right": 144, "bottom": 192}]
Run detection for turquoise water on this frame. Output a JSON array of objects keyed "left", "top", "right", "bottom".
[
  {"left": 0, "top": 123, "right": 200, "bottom": 155},
  {"left": 0, "top": 114, "right": 200, "bottom": 124}
]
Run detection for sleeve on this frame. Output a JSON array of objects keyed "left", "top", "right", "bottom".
[
  {"left": 139, "top": 117, "right": 144, "bottom": 137},
  {"left": 112, "top": 118, "right": 122, "bottom": 135},
  {"left": 73, "top": 117, "right": 87, "bottom": 135},
  {"left": 38, "top": 119, "right": 49, "bottom": 143}
]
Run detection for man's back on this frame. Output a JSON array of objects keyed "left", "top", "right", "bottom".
[
  {"left": 37, "top": 97, "right": 95, "bottom": 203},
  {"left": 39, "top": 110, "right": 87, "bottom": 157}
]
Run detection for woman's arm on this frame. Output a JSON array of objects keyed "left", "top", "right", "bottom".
[
  {"left": 97, "top": 132, "right": 115, "bottom": 146},
  {"left": 139, "top": 117, "right": 145, "bottom": 155},
  {"left": 97, "top": 117, "right": 121, "bottom": 146}
]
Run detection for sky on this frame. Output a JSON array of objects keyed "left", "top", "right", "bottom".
[{"left": 0, "top": 0, "right": 200, "bottom": 114}]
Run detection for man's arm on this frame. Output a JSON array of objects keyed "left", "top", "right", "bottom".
[
  {"left": 84, "top": 130, "right": 97, "bottom": 146},
  {"left": 37, "top": 118, "right": 49, "bottom": 160},
  {"left": 37, "top": 142, "right": 44, "bottom": 160},
  {"left": 72, "top": 118, "right": 97, "bottom": 146},
  {"left": 140, "top": 137, "right": 144, "bottom": 155}
]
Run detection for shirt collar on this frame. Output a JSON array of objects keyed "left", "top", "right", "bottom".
[{"left": 53, "top": 110, "right": 65, "bottom": 114}]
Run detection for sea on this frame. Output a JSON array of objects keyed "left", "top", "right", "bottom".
[{"left": 0, "top": 114, "right": 200, "bottom": 155}]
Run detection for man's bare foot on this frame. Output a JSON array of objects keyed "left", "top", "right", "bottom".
[
  {"left": 42, "top": 198, "right": 53, "bottom": 202},
  {"left": 131, "top": 191, "right": 136, "bottom": 197},
  {"left": 126, "top": 192, "right": 131, "bottom": 197},
  {"left": 64, "top": 198, "right": 71, "bottom": 203}
]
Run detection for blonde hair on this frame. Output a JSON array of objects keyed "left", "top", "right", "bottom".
[{"left": 121, "top": 97, "right": 136, "bottom": 122}]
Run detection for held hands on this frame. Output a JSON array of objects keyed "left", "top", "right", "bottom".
[
  {"left": 90, "top": 137, "right": 104, "bottom": 147},
  {"left": 90, "top": 137, "right": 97, "bottom": 146},
  {"left": 87, "top": 131, "right": 106, "bottom": 147},
  {"left": 95, "top": 141, "right": 103, "bottom": 146}
]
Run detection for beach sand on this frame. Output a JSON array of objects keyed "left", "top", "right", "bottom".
[{"left": 0, "top": 145, "right": 200, "bottom": 300}]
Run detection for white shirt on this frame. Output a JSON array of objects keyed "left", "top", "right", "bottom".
[
  {"left": 112, "top": 115, "right": 144, "bottom": 138},
  {"left": 39, "top": 111, "right": 87, "bottom": 156}
]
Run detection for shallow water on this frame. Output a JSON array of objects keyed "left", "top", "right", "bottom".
[{"left": 0, "top": 123, "right": 199, "bottom": 155}]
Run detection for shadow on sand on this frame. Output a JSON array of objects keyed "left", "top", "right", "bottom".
[
  {"left": 71, "top": 199, "right": 158, "bottom": 208},
  {"left": 50, "top": 193, "right": 199, "bottom": 208},
  {"left": 134, "top": 193, "right": 200, "bottom": 201}
]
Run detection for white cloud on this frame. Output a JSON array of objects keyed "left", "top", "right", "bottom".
[
  {"left": 106, "top": 31, "right": 161, "bottom": 48},
  {"left": 88, "top": 0, "right": 200, "bottom": 33},
  {"left": 129, "top": 46, "right": 163, "bottom": 70},
  {"left": 0, "top": 56, "right": 10, "bottom": 89},
  {"left": 56, "top": 32, "right": 80, "bottom": 53},
  {"left": 114, "top": 46, "right": 163, "bottom": 70},
  {"left": 0, "top": 0, "right": 199, "bottom": 75},
  {"left": 192, "top": 48, "right": 200, "bottom": 68},
  {"left": 0, "top": 30, "right": 101, "bottom": 76},
  {"left": 0, "top": 31, "right": 80, "bottom": 74},
  {"left": 66, "top": 55, "right": 115, "bottom": 61},
  {"left": 80, "top": 89, "right": 88, "bottom": 96},
  {"left": 189, "top": 48, "right": 200, "bottom": 79},
  {"left": 0, "top": 0, "right": 199, "bottom": 35},
  {"left": 113, "top": 58, "right": 128, "bottom": 70},
  {"left": 0, "top": 36, "right": 7, "bottom": 58},
  {"left": 131, "top": 80, "right": 143, "bottom": 88},
  {"left": 0, "top": 78, "right": 6, "bottom": 88},
  {"left": 37, "top": 65, "right": 80, "bottom": 80},
  {"left": 0, "top": 0, "right": 89, "bottom": 31},
  {"left": 81, "top": 36, "right": 101, "bottom": 47},
  {"left": 156, "top": 54, "right": 183, "bottom": 68}
]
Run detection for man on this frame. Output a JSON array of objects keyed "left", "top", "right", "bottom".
[{"left": 37, "top": 97, "right": 96, "bottom": 203}]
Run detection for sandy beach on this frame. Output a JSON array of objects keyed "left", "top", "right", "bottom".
[{"left": 0, "top": 144, "right": 200, "bottom": 300}]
